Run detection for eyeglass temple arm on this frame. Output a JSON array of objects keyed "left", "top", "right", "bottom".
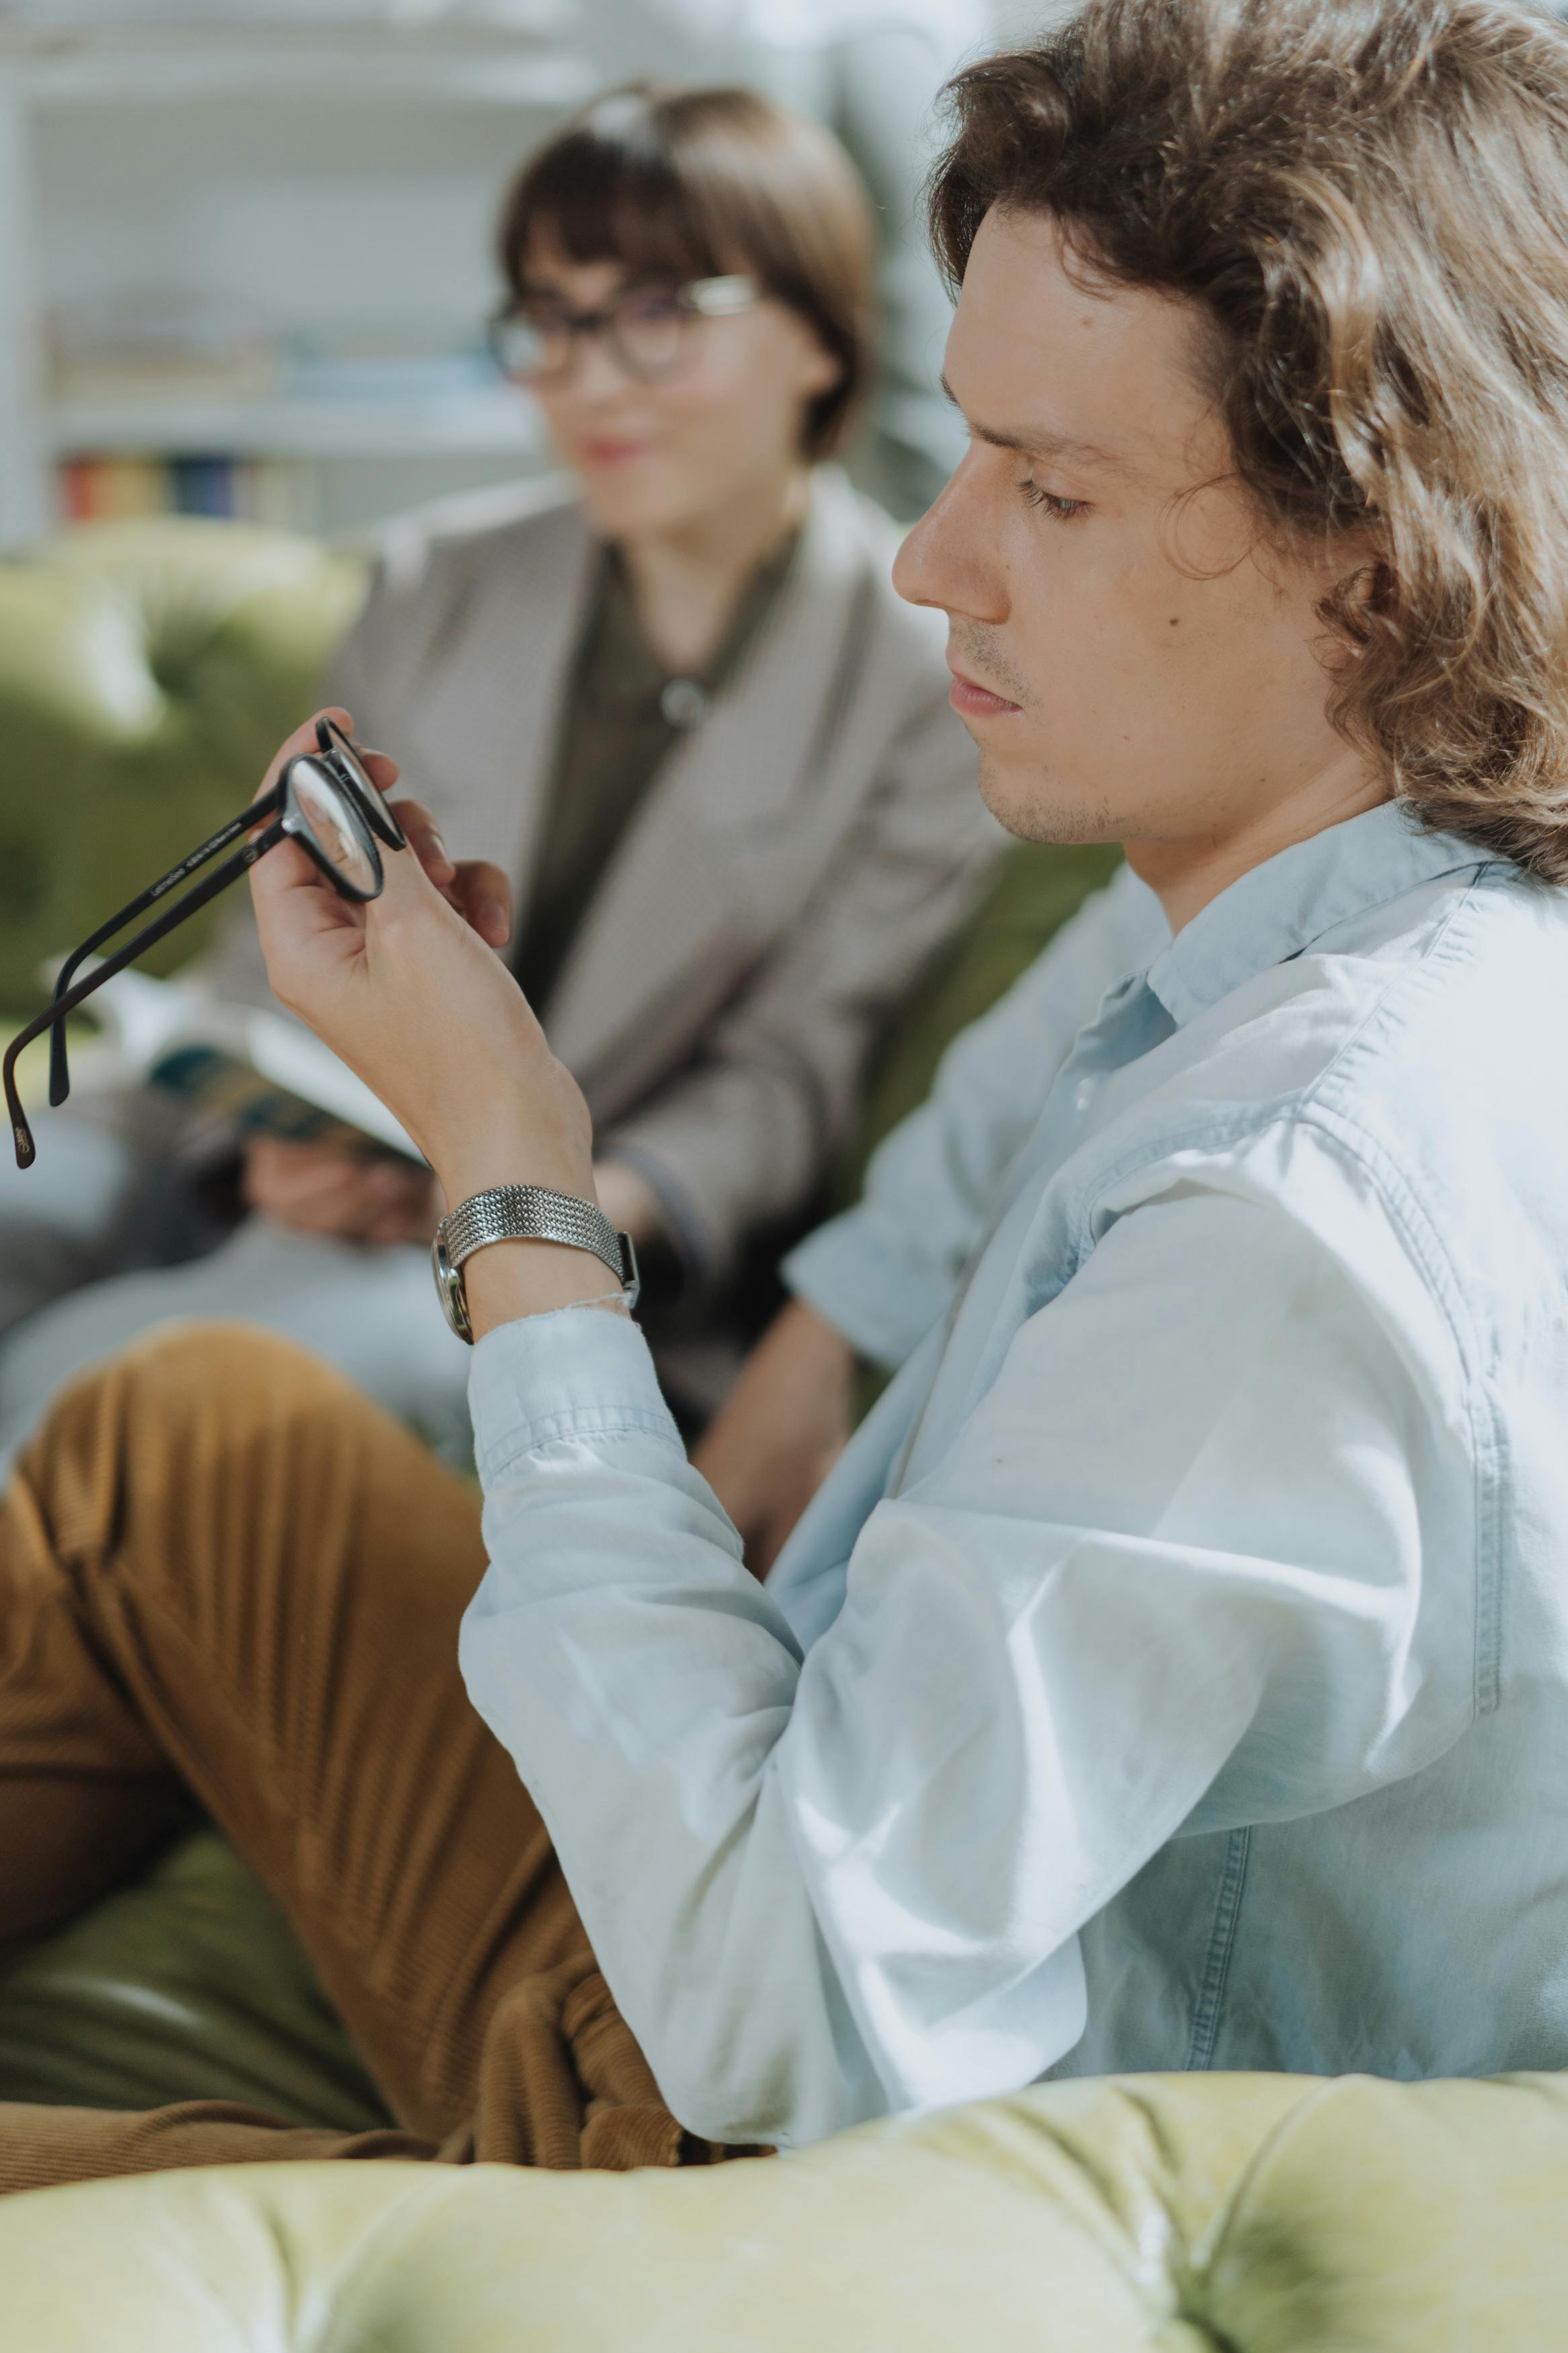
[
  {"left": 9, "top": 832, "right": 274, "bottom": 1170},
  {"left": 46, "top": 789, "right": 278, "bottom": 1109}
]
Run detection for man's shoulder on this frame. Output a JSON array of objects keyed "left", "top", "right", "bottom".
[
  {"left": 1308, "top": 859, "right": 1566, "bottom": 1109},
  {"left": 1138, "top": 861, "right": 1568, "bottom": 1270},
  {"left": 1171, "top": 856, "right": 1560, "bottom": 1096}
]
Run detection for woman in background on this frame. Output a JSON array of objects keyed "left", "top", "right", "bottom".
[{"left": 0, "top": 83, "right": 995, "bottom": 1451}]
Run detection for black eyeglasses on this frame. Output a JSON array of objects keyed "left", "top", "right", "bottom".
[
  {"left": 489, "top": 274, "right": 761, "bottom": 385},
  {"left": 5, "top": 719, "right": 404, "bottom": 1172}
]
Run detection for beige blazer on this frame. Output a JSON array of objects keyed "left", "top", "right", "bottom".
[{"left": 210, "top": 468, "right": 1001, "bottom": 1277}]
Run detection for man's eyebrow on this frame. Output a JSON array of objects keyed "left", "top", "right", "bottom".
[{"left": 939, "top": 373, "right": 1130, "bottom": 475}]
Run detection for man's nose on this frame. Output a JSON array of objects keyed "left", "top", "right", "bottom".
[{"left": 892, "top": 453, "right": 1009, "bottom": 626}]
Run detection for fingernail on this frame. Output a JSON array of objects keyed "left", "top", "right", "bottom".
[{"left": 481, "top": 900, "right": 509, "bottom": 940}]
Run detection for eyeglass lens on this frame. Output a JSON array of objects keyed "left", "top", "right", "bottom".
[
  {"left": 317, "top": 717, "right": 404, "bottom": 848},
  {"left": 288, "top": 761, "right": 380, "bottom": 898},
  {"left": 495, "top": 286, "right": 690, "bottom": 383}
]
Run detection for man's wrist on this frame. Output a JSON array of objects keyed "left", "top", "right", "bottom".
[
  {"left": 434, "top": 1131, "right": 596, "bottom": 1223},
  {"left": 432, "top": 1120, "right": 625, "bottom": 1342},
  {"left": 461, "top": 1236, "right": 630, "bottom": 1339}
]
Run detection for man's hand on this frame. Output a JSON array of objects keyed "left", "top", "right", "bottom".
[
  {"left": 694, "top": 1298, "right": 856, "bottom": 1577},
  {"left": 242, "top": 1136, "right": 439, "bottom": 1247},
  {"left": 249, "top": 711, "right": 612, "bottom": 1332}
]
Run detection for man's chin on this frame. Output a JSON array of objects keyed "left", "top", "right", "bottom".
[{"left": 977, "top": 759, "right": 1122, "bottom": 848}]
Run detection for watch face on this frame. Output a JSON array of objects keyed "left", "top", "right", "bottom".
[{"left": 431, "top": 1230, "right": 472, "bottom": 1343}]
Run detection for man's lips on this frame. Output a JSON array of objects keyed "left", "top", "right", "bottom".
[{"left": 947, "top": 663, "right": 1023, "bottom": 719}]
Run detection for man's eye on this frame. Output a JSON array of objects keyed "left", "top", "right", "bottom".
[{"left": 1019, "top": 481, "right": 1089, "bottom": 520}]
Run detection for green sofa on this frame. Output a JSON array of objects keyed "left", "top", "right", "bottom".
[
  {"left": 0, "top": 517, "right": 364, "bottom": 1013},
  {"left": 3, "top": 2061, "right": 1567, "bottom": 2347},
  {"left": 7, "top": 518, "right": 1559, "bottom": 2347}
]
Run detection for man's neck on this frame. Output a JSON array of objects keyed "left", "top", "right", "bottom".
[
  {"left": 1124, "top": 758, "right": 1392, "bottom": 933},
  {"left": 618, "top": 467, "right": 809, "bottom": 676}
]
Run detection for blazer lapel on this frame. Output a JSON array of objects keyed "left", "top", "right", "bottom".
[
  {"left": 416, "top": 489, "right": 597, "bottom": 898},
  {"left": 543, "top": 469, "right": 873, "bottom": 1102}
]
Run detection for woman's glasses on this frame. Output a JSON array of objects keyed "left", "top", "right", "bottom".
[
  {"left": 5, "top": 719, "right": 403, "bottom": 1171},
  {"left": 489, "top": 274, "right": 760, "bottom": 385}
]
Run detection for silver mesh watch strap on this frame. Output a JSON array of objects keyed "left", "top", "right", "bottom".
[{"left": 431, "top": 1184, "right": 638, "bottom": 1342}]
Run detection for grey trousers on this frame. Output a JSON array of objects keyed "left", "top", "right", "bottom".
[{"left": 0, "top": 1113, "right": 472, "bottom": 1473}]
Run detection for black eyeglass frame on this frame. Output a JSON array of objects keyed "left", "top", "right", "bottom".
[
  {"left": 5, "top": 722, "right": 403, "bottom": 1172},
  {"left": 487, "top": 272, "right": 761, "bottom": 385}
]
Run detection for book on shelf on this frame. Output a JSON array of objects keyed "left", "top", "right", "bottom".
[
  {"left": 59, "top": 453, "right": 311, "bottom": 529},
  {"left": 66, "top": 966, "right": 421, "bottom": 1166},
  {"left": 51, "top": 305, "right": 496, "bottom": 412}
]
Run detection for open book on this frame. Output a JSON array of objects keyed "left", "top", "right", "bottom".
[{"left": 67, "top": 967, "right": 423, "bottom": 1165}]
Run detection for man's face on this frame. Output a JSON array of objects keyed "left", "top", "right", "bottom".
[{"left": 895, "top": 209, "right": 1376, "bottom": 877}]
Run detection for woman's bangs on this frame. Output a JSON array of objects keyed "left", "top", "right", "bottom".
[{"left": 511, "top": 138, "right": 725, "bottom": 290}]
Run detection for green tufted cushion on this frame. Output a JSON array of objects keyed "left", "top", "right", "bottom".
[
  {"left": 0, "top": 1829, "right": 388, "bottom": 2132},
  {"left": 0, "top": 518, "right": 365, "bottom": 1013},
  {"left": 4, "top": 2069, "right": 1568, "bottom": 2348}
]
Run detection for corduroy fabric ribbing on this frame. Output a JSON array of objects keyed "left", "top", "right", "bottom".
[{"left": 0, "top": 1324, "right": 730, "bottom": 2194}]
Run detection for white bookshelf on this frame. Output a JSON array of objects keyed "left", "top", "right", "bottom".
[
  {"left": 3, "top": 17, "right": 592, "bottom": 108},
  {"left": 0, "top": 14, "right": 592, "bottom": 547},
  {"left": 48, "top": 392, "right": 541, "bottom": 461}
]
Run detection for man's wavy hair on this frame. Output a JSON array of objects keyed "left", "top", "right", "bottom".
[{"left": 930, "top": 0, "right": 1568, "bottom": 881}]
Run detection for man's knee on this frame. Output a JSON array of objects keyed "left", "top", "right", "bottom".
[
  {"left": 70, "top": 1321, "right": 355, "bottom": 1427},
  {"left": 17, "top": 1323, "right": 372, "bottom": 1524}
]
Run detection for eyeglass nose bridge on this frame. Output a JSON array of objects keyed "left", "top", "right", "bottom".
[
  {"left": 495, "top": 298, "right": 687, "bottom": 388},
  {"left": 534, "top": 305, "right": 649, "bottom": 385}
]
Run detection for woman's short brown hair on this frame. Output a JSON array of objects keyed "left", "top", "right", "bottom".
[
  {"left": 930, "top": 0, "right": 1568, "bottom": 882},
  {"left": 497, "top": 83, "right": 876, "bottom": 462}
]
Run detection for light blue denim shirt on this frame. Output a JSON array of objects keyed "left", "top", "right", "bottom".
[{"left": 461, "top": 801, "right": 1568, "bottom": 2148}]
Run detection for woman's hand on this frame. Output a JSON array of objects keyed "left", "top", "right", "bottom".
[
  {"left": 249, "top": 712, "right": 610, "bottom": 1330},
  {"left": 241, "top": 1136, "right": 439, "bottom": 1247},
  {"left": 693, "top": 1300, "right": 854, "bottom": 1577},
  {"left": 591, "top": 1158, "right": 666, "bottom": 1250}
]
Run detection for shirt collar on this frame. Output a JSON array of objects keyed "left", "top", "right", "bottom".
[{"left": 1143, "top": 801, "right": 1491, "bottom": 1029}]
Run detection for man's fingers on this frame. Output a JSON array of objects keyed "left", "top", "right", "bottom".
[
  {"left": 386, "top": 797, "right": 456, "bottom": 886},
  {"left": 450, "top": 860, "right": 513, "bottom": 949},
  {"left": 248, "top": 824, "right": 360, "bottom": 955},
  {"left": 357, "top": 748, "right": 401, "bottom": 797},
  {"left": 253, "top": 706, "right": 355, "bottom": 805}
]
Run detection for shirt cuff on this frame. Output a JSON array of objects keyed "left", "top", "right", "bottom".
[
  {"left": 782, "top": 1206, "right": 954, "bottom": 1373},
  {"left": 468, "top": 1303, "right": 684, "bottom": 1482}
]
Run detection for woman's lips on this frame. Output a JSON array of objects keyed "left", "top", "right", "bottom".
[
  {"left": 948, "top": 665, "right": 1023, "bottom": 719},
  {"left": 581, "top": 438, "right": 651, "bottom": 465}
]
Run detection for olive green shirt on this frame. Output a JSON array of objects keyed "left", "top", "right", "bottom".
[{"left": 515, "top": 532, "right": 800, "bottom": 1013}]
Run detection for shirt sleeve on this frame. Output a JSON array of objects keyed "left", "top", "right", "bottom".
[
  {"left": 784, "top": 861, "right": 1168, "bottom": 1368},
  {"left": 458, "top": 1127, "right": 1477, "bottom": 2150}
]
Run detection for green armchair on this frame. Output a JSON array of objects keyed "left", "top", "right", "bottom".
[
  {"left": 0, "top": 516, "right": 365, "bottom": 1013},
  {"left": 3, "top": 2060, "right": 1567, "bottom": 2348}
]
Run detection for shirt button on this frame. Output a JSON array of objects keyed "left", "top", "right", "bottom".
[
  {"left": 1074, "top": 1077, "right": 1098, "bottom": 1112},
  {"left": 660, "top": 677, "right": 709, "bottom": 731}
]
